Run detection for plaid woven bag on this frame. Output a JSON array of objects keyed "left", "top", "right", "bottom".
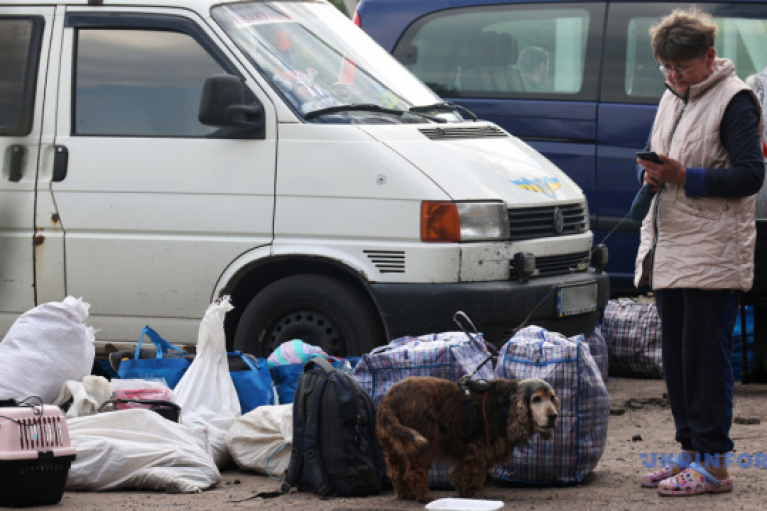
[
  {"left": 493, "top": 325, "right": 609, "bottom": 484},
  {"left": 584, "top": 326, "right": 609, "bottom": 383},
  {"left": 353, "top": 313, "right": 495, "bottom": 488},
  {"left": 601, "top": 297, "right": 663, "bottom": 378}
]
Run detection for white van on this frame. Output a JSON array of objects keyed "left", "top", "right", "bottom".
[{"left": 0, "top": 0, "right": 608, "bottom": 357}]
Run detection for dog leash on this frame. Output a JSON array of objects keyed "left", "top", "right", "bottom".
[{"left": 458, "top": 205, "right": 637, "bottom": 382}]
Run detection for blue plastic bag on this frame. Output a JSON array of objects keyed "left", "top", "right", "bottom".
[
  {"left": 117, "top": 326, "right": 191, "bottom": 389},
  {"left": 271, "top": 363, "right": 305, "bottom": 405},
  {"left": 229, "top": 351, "right": 275, "bottom": 414},
  {"left": 271, "top": 357, "right": 356, "bottom": 404}
]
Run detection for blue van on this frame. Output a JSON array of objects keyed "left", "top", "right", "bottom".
[{"left": 355, "top": 0, "right": 767, "bottom": 297}]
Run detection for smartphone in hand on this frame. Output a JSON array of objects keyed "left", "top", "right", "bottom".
[{"left": 636, "top": 151, "right": 662, "bottom": 164}]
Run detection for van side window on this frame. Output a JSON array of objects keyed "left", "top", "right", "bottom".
[
  {"left": 391, "top": 3, "right": 603, "bottom": 101},
  {"left": 74, "top": 29, "right": 227, "bottom": 137},
  {"left": 0, "top": 17, "right": 42, "bottom": 136},
  {"left": 603, "top": 3, "right": 767, "bottom": 104}
]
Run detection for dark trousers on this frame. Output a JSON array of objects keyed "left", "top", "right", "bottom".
[{"left": 655, "top": 288, "right": 740, "bottom": 457}]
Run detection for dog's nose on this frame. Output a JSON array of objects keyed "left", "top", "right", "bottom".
[{"left": 547, "top": 413, "right": 558, "bottom": 425}]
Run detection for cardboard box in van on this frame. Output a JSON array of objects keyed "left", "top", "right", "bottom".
[{"left": 0, "top": 0, "right": 608, "bottom": 357}]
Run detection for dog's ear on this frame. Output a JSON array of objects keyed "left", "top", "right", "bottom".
[
  {"left": 552, "top": 394, "right": 561, "bottom": 414},
  {"left": 505, "top": 383, "right": 533, "bottom": 444}
]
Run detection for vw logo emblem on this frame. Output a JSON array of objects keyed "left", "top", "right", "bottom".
[{"left": 553, "top": 207, "right": 565, "bottom": 234}]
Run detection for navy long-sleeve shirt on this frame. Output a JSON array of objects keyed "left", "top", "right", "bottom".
[{"left": 640, "top": 90, "right": 765, "bottom": 198}]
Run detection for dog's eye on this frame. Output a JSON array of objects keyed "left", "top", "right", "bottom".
[{"left": 531, "top": 395, "right": 542, "bottom": 403}]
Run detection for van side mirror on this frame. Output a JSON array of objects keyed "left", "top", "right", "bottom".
[{"left": 199, "top": 75, "right": 265, "bottom": 138}]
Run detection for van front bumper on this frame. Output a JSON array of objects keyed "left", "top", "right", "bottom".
[{"left": 370, "top": 270, "right": 610, "bottom": 344}]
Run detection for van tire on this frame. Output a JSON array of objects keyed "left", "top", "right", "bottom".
[{"left": 233, "top": 274, "right": 385, "bottom": 358}]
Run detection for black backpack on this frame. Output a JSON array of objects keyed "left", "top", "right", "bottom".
[{"left": 280, "top": 357, "right": 387, "bottom": 497}]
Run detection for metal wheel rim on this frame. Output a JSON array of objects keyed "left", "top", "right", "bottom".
[{"left": 265, "top": 309, "right": 346, "bottom": 356}]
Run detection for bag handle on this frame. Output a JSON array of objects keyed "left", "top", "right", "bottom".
[
  {"left": 454, "top": 311, "right": 479, "bottom": 341},
  {"left": 454, "top": 311, "right": 499, "bottom": 355},
  {"left": 136, "top": 326, "right": 187, "bottom": 360},
  {"left": 229, "top": 351, "right": 265, "bottom": 372},
  {"left": 304, "top": 356, "right": 335, "bottom": 374},
  {"left": 98, "top": 398, "right": 181, "bottom": 413}
]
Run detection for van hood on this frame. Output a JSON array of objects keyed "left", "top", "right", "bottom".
[{"left": 358, "top": 123, "right": 585, "bottom": 205}]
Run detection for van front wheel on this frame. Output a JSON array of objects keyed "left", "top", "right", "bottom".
[{"left": 233, "top": 275, "right": 385, "bottom": 358}]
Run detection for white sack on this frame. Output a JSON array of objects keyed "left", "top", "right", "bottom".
[
  {"left": 52, "top": 375, "right": 112, "bottom": 418},
  {"left": 66, "top": 409, "right": 220, "bottom": 493},
  {"left": 227, "top": 403, "right": 293, "bottom": 477},
  {"left": 172, "top": 297, "right": 240, "bottom": 468},
  {"left": 0, "top": 297, "right": 95, "bottom": 403}
]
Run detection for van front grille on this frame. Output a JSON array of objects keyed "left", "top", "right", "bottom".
[
  {"left": 508, "top": 204, "right": 587, "bottom": 241},
  {"left": 510, "top": 251, "right": 590, "bottom": 279}
]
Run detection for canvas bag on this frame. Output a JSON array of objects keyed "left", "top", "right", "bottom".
[
  {"left": 493, "top": 325, "right": 610, "bottom": 484},
  {"left": 353, "top": 312, "right": 496, "bottom": 488},
  {"left": 601, "top": 297, "right": 663, "bottom": 378},
  {"left": 117, "top": 326, "right": 191, "bottom": 389},
  {"left": 227, "top": 403, "right": 293, "bottom": 479},
  {"left": 0, "top": 296, "right": 95, "bottom": 403}
]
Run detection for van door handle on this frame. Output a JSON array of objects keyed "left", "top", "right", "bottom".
[
  {"left": 8, "top": 145, "right": 26, "bottom": 182},
  {"left": 53, "top": 145, "right": 68, "bottom": 182}
]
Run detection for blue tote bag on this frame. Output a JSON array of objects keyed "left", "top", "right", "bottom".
[
  {"left": 117, "top": 326, "right": 191, "bottom": 389},
  {"left": 228, "top": 351, "right": 275, "bottom": 414}
]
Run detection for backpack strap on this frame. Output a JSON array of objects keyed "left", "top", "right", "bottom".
[
  {"left": 281, "top": 371, "right": 318, "bottom": 494},
  {"left": 305, "top": 356, "right": 335, "bottom": 374},
  {"left": 282, "top": 363, "right": 334, "bottom": 497}
]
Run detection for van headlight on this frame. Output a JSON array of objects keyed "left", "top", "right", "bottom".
[
  {"left": 421, "top": 201, "right": 510, "bottom": 242},
  {"left": 583, "top": 200, "right": 590, "bottom": 231}
]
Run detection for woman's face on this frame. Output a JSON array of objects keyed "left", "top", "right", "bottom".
[{"left": 660, "top": 47, "right": 716, "bottom": 96}]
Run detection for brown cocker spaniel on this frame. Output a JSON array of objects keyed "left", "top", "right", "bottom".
[{"left": 376, "top": 376, "right": 559, "bottom": 502}]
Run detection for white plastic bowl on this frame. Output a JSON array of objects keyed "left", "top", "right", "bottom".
[{"left": 425, "top": 498, "right": 505, "bottom": 510}]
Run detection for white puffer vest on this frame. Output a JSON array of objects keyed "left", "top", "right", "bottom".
[{"left": 635, "top": 58, "right": 763, "bottom": 292}]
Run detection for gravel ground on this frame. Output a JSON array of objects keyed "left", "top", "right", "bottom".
[{"left": 37, "top": 377, "right": 767, "bottom": 511}]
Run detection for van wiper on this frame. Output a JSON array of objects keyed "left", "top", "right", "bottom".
[
  {"left": 305, "top": 103, "right": 446, "bottom": 123},
  {"left": 409, "top": 102, "right": 477, "bottom": 121},
  {"left": 305, "top": 104, "right": 404, "bottom": 120}
]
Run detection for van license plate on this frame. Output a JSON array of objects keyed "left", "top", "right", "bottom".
[{"left": 557, "top": 283, "right": 597, "bottom": 317}]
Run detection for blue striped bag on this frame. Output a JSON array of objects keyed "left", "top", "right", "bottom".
[
  {"left": 493, "top": 325, "right": 609, "bottom": 484},
  {"left": 353, "top": 313, "right": 496, "bottom": 488}
]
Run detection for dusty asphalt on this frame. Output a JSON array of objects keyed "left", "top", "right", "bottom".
[{"left": 34, "top": 377, "right": 767, "bottom": 511}]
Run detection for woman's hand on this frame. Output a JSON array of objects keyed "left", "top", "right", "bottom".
[{"left": 637, "top": 154, "right": 686, "bottom": 190}]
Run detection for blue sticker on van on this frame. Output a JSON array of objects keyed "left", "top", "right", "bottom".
[{"left": 511, "top": 177, "right": 561, "bottom": 198}]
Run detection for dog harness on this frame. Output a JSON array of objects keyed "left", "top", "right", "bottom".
[{"left": 459, "top": 382, "right": 508, "bottom": 443}]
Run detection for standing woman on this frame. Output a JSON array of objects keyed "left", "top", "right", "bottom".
[{"left": 635, "top": 7, "right": 765, "bottom": 497}]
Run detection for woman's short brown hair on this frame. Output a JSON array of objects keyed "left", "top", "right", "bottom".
[{"left": 650, "top": 6, "right": 717, "bottom": 62}]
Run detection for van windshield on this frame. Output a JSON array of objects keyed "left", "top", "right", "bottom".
[{"left": 212, "top": 1, "right": 457, "bottom": 123}]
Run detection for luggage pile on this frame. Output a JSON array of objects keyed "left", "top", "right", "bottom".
[{"left": 0, "top": 298, "right": 617, "bottom": 499}]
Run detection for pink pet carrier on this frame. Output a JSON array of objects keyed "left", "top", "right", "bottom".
[{"left": 0, "top": 402, "right": 76, "bottom": 507}]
